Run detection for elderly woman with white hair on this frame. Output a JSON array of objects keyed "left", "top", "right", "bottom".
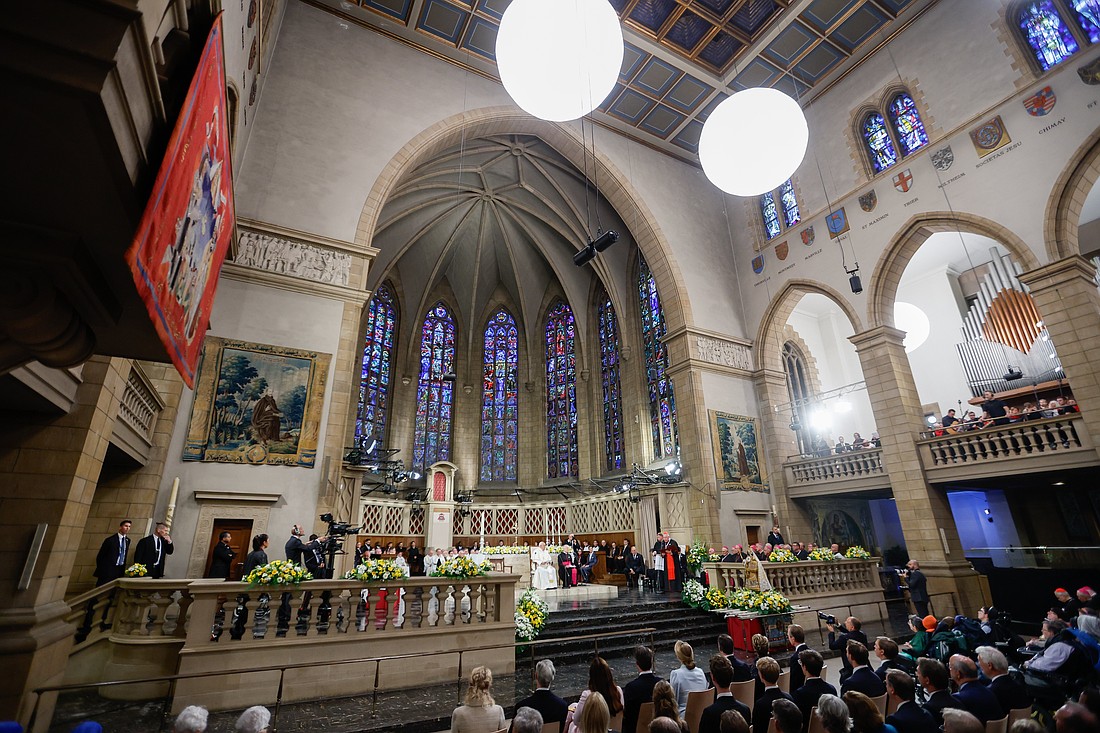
[
  {"left": 235, "top": 705, "right": 271, "bottom": 733},
  {"left": 816, "top": 694, "right": 852, "bottom": 733}
]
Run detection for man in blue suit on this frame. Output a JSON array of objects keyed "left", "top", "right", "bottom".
[
  {"left": 840, "top": 641, "right": 886, "bottom": 698},
  {"left": 622, "top": 645, "right": 662, "bottom": 733},
  {"left": 976, "top": 646, "right": 1030, "bottom": 715},
  {"left": 718, "top": 634, "right": 754, "bottom": 682},
  {"left": 752, "top": 657, "right": 795, "bottom": 733},
  {"left": 787, "top": 624, "right": 812, "bottom": 693},
  {"left": 511, "top": 659, "right": 568, "bottom": 733},
  {"left": 699, "top": 654, "right": 750, "bottom": 733},
  {"left": 885, "top": 670, "right": 937, "bottom": 733},
  {"left": 949, "top": 655, "right": 1004, "bottom": 725},
  {"left": 792, "top": 650, "right": 837, "bottom": 733},
  {"left": 917, "top": 658, "right": 959, "bottom": 728}
]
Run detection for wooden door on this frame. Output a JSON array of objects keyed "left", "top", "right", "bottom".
[
  {"left": 746, "top": 526, "right": 760, "bottom": 546},
  {"left": 206, "top": 519, "right": 253, "bottom": 580}
]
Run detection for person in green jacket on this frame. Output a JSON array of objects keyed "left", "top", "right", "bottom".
[{"left": 902, "top": 614, "right": 936, "bottom": 657}]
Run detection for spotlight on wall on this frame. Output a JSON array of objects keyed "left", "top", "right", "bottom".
[
  {"left": 573, "top": 245, "right": 597, "bottom": 267},
  {"left": 845, "top": 266, "right": 863, "bottom": 295},
  {"left": 1003, "top": 366, "right": 1023, "bottom": 381},
  {"left": 441, "top": 370, "right": 457, "bottom": 382},
  {"left": 663, "top": 460, "right": 682, "bottom": 477},
  {"left": 591, "top": 229, "right": 619, "bottom": 252}
]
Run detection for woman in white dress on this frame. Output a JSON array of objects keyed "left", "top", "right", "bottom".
[{"left": 531, "top": 541, "right": 557, "bottom": 590}]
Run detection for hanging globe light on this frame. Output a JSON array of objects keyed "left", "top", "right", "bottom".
[
  {"left": 698, "top": 87, "right": 809, "bottom": 196},
  {"left": 495, "top": 0, "right": 624, "bottom": 122}
]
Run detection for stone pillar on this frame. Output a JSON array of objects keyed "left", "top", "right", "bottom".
[
  {"left": 753, "top": 368, "right": 814, "bottom": 543},
  {"left": 848, "top": 327, "right": 985, "bottom": 613},
  {"left": 0, "top": 355, "right": 130, "bottom": 725},
  {"left": 1018, "top": 256, "right": 1100, "bottom": 458}
]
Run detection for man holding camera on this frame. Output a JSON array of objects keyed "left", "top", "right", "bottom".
[
  {"left": 285, "top": 524, "right": 325, "bottom": 566},
  {"left": 903, "top": 560, "right": 929, "bottom": 617},
  {"left": 826, "top": 615, "right": 868, "bottom": 682}
]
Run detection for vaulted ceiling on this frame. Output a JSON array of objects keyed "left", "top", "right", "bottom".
[{"left": 305, "top": 0, "right": 935, "bottom": 161}]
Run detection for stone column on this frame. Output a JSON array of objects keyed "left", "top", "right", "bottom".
[
  {"left": 0, "top": 356, "right": 130, "bottom": 725},
  {"left": 848, "top": 326, "right": 985, "bottom": 613},
  {"left": 753, "top": 368, "right": 814, "bottom": 543},
  {"left": 1018, "top": 256, "right": 1100, "bottom": 458}
]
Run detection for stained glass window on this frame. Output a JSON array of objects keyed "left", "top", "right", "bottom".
[
  {"left": 887, "top": 93, "right": 929, "bottom": 157},
  {"left": 545, "top": 301, "right": 578, "bottom": 478},
  {"left": 760, "top": 191, "right": 781, "bottom": 240},
  {"left": 862, "top": 112, "right": 898, "bottom": 173},
  {"left": 413, "top": 302, "right": 456, "bottom": 472},
  {"left": 480, "top": 308, "right": 518, "bottom": 481},
  {"left": 596, "top": 287, "right": 624, "bottom": 472},
  {"left": 638, "top": 256, "right": 678, "bottom": 459},
  {"left": 1071, "top": 0, "right": 1100, "bottom": 43},
  {"left": 355, "top": 282, "right": 397, "bottom": 450},
  {"left": 779, "top": 179, "right": 801, "bottom": 229},
  {"left": 1019, "top": 1, "right": 1079, "bottom": 70}
]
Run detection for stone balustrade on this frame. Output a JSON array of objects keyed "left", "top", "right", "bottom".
[{"left": 782, "top": 448, "right": 887, "bottom": 496}]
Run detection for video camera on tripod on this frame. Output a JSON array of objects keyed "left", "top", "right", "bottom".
[{"left": 318, "top": 513, "right": 363, "bottom": 569}]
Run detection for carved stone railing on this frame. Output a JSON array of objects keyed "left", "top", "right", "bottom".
[
  {"left": 110, "top": 362, "right": 166, "bottom": 464},
  {"left": 782, "top": 448, "right": 888, "bottom": 495},
  {"left": 917, "top": 414, "right": 1098, "bottom": 480},
  {"left": 704, "top": 559, "right": 881, "bottom": 599}
]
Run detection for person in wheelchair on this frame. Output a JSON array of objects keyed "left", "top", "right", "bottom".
[{"left": 1021, "top": 618, "right": 1100, "bottom": 711}]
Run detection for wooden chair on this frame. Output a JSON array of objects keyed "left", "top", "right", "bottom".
[
  {"left": 778, "top": 669, "right": 791, "bottom": 693},
  {"left": 1008, "top": 707, "right": 1032, "bottom": 726},
  {"left": 610, "top": 710, "right": 623, "bottom": 733},
  {"left": 541, "top": 722, "right": 559, "bottom": 733},
  {"left": 808, "top": 708, "right": 828, "bottom": 733},
  {"left": 869, "top": 693, "right": 887, "bottom": 716},
  {"left": 684, "top": 687, "right": 715, "bottom": 733},
  {"left": 985, "top": 715, "right": 1009, "bottom": 733},
  {"left": 635, "top": 701, "right": 655, "bottom": 733},
  {"left": 885, "top": 693, "right": 899, "bottom": 716},
  {"left": 732, "top": 679, "right": 756, "bottom": 713}
]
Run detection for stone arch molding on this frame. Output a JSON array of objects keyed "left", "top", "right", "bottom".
[
  {"left": 353, "top": 106, "right": 694, "bottom": 337},
  {"left": 868, "top": 211, "right": 1041, "bottom": 330},
  {"left": 754, "top": 279, "right": 864, "bottom": 373},
  {"left": 1045, "top": 126, "right": 1100, "bottom": 262}
]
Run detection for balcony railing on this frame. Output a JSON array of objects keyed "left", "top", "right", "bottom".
[
  {"left": 782, "top": 448, "right": 888, "bottom": 496},
  {"left": 110, "top": 362, "right": 165, "bottom": 464},
  {"left": 917, "top": 413, "right": 1098, "bottom": 480},
  {"left": 703, "top": 558, "right": 881, "bottom": 598}
]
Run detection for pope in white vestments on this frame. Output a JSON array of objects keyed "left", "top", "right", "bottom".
[{"left": 531, "top": 542, "right": 557, "bottom": 590}]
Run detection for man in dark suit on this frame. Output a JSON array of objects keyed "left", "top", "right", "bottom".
[
  {"left": 792, "top": 650, "right": 836, "bottom": 733},
  {"left": 699, "top": 654, "right": 749, "bottom": 733},
  {"left": 767, "top": 525, "right": 785, "bottom": 546},
  {"left": 207, "top": 531, "right": 237, "bottom": 579},
  {"left": 752, "top": 657, "right": 795, "bottom": 733},
  {"left": 717, "top": 634, "right": 754, "bottom": 682},
  {"left": 905, "top": 560, "right": 930, "bottom": 617},
  {"left": 976, "top": 646, "right": 1029, "bottom": 715},
  {"left": 787, "top": 624, "right": 810, "bottom": 692},
  {"left": 133, "top": 521, "right": 173, "bottom": 578},
  {"left": 565, "top": 534, "right": 581, "bottom": 556},
  {"left": 622, "top": 645, "right": 662, "bottom": 733},
  {"left": 407, "top": 541, "right": 423, "bottom": 576},
  {"left": 827, "top": 616, "right": 869, "bottom": 682},
  {"left": 885, "top": 670, "right": 937, "bottom": 733},
  {"left": 94, "top": 519, "right": 133, "bottom": 586},
  {"left": 873, "top": 637, "right": 914, "bottom": 680},
  {"left": 625, "top": 545, "right": 646, "bottom": 589},
  {"left": 917, "top": 658, "right": 959, "bottom": 728},
  {"left": 511, "top": 659, "right": 568, "bottom": 733},
  {"left": 303, "top": 534, "right": 327, "bottom": 577},
  {"left": 772, "top": 699, "right": 803, "bottom": 733},
  {"left": 285, "top": 524, "right": 324, "bottom": 565},
  {"left": 840, "top": 641, "right": 886, "bottom": 698},
  {"left": 948, "top": 655, "right": 1003, "bottom": 725}
]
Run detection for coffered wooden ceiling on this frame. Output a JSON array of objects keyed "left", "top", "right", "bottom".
[{"left": 305, "top": 0, "right": 935, "bottom": 161}]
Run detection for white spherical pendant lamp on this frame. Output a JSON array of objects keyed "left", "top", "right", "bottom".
[
  {"left": 496, "top": 0, "right": 624, "bottom": 122},
  {"left": 698, "top": 87, "right": 809, "bottom": 197}
]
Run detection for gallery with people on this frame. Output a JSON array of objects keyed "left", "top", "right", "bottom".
[{"left": 4, "top": 0, "right": 1100, "bottom": 731}]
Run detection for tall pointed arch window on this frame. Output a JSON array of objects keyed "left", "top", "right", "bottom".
[
  {"left": 545, "top": 301, "right": 578, "bottom": 478},
  {"left": 758, "top": 179, "right": 800, "bottom": 241},
  {"left": 413, "top": 302, "right": 456, "bottom": 472},
  {"left": 1018, "top": 1, "right": 1080, "bottom": 69},
  {"left": 782, "top": 342, "right": 814, "bottom": 456},
  {"left": 596, "top": 286, "right": 624, "bottom": 472},
  {"left": 638, "top": 256, "right": 678, "bottom": 460},
  {"left": 862, "top": 112, "right": 898, "bottom": 174},
  {"left": 859, "top": 88, "right": 929, "bottom": 175},
  {"left": 355, "top": 282, "right": 397, "bottom": 449},
  {"left": 887, "top": 93, "right": 929, "bottom": 156},
  {"left": 1071, "top": 0, "right": 1100, "bottom": 43},
  {"left": 480, "top": 308, "right": 519, "bottom": 481}
]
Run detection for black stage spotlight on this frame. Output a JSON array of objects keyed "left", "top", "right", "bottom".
[
  {"left": 1003, "top": 367, "right": 1023, "bottom": 381},
  {"left": 573, "top": 245, "right": 597, "bottom": 267},
  {"left": 591, "top": 230, "right": 619, "bottom": 252},
  {"left": 846, "top": 267, "right": 863, "bottom": 294},
  {"left": 441, "top": 370, "right": 457, "bottom": 382}
]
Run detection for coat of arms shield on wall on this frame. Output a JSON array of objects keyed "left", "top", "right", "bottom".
[
  {"left": 858, "top": 190, "right": 877, "bottom": 212},
  {"left": 775, "top": 241, "right": 789, "bottom": 261},
  {"left": 931, "top": 146, "right": 954, "bottom": 171},
  {"left": 801, "top": 226, "right": 815, "bottom": 246}
]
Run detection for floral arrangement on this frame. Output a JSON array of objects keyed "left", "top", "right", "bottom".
[
  {"left": 515, "top": 589, "right": 549, "bottom": 642},
  {"left": 726, "top": 587, "right": 793, "bottom": 615},
  {"left": 704, "top": 586, "right": 730, "bottom": 610},
  {"left": 728, "top": 587, "right": 761, "bottom": 610},
  {"left": 686, "top": 540, "right": 710, "bottom": 571},
  {"left": 124, "top": 563, "right": 148, "bottom": 578},
  {"left": 808, "top": 547, "right": 838, "bottom": 562},
  {"left": 682, "top": 579, "right": 707, "bottom": 608},
  {"left": 707, "top": 549, "right": 722, "bottom": 562},
  {"left": 546, "top": 545, "right": 570, "bottom": 554},
  {"left": 430, "top": 556, "right": 492, "bottom": 578},
  {"left": 343, "top": 559, "right": 408, "bottom": 582},
  {"left": 244, "top": 559, "right": 312, "bottom": 587},
  {"left": 768, "top": 548, "right": 799, "bottom": 563},
  {"left": 844, "top": 546, "right": 871, "bottom": 559},
  {"left": 484, "top": 546, "right": 529, "bottom": 555}
]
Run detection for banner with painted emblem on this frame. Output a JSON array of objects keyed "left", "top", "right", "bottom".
[
  {"left": 826, "top": 208, "right": 849, "bottom": 238},
  {"left": 1023, "top": 86, "right": 1056, "bottom": 116},
  {"left": 969, "top": 115, "right": 1012, "bottom": 158},
  {"left": 892, "top": 168, "right": 913, "bottom": 193},
  {"left": 752, "top": 254, "right": 765, "bottom": 274},
  {"left": 858, "top": 190, "right": 877, "bottom": 212},
  {"left": 775, "top": 240, "right": 788, "bottom": 261},
  {"left": 125, "top": 14, "right": 235, "bottom": 388},
  {"left": 800, "top": 226, "right": 815, "bottom": 246}
]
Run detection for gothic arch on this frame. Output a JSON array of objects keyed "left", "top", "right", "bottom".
[
  {"left": 353, "top": 106, "right": 693, "bottom": 340},
  {"left": 1044, "top": 125, "right": 1100, "bottom": 262},
  {"left": 754, "top": 279, "right": 864, "bottom": 373},
  {"left": 868, "top": 211, "right": 1041, "bottom": 329}
]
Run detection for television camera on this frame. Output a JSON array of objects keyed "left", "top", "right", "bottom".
[{"left": 318, "top": 513, "right": 363, "bottom": 576}]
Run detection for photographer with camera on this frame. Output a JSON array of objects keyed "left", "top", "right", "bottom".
[
  {"left": 284, "top": 524, "right": 325, "bottom": 566},
  {"left": 824, "top": 614, "right": 868, "bottom": 682}
]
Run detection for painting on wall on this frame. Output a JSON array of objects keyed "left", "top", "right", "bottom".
[
  {"left": 183, "top": 337, "right": 331, "bottom": 467},
  {"left": 804, "top": 497, "right": 878, "bottom": 553},
  {"left": 710, "top": 411, "right": 767, "bottom": 492},
  {"left": 125, "top": 15, "right": 235, "bottom": 388}
]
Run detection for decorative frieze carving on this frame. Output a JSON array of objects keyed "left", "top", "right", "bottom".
[
  {"left": 694, "top": 335, "right": 752, "bottom": 370},
  {"left": 236, "top": 230, "right": 352, "bottom": 286}
]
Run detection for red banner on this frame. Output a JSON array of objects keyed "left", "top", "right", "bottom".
[{"left": 126, "top": 14, "right": 235, "bottom": 387}]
